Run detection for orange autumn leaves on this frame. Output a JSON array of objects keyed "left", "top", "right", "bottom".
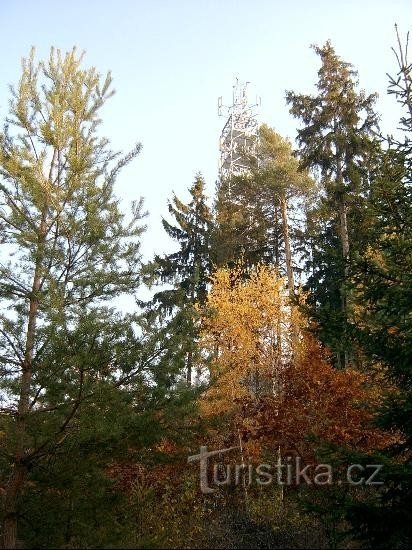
[{"left": 199, "top": 265, "right": 396, "bottom": 459}]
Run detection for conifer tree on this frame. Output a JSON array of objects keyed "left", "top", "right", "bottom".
[
  {"left": 286, "top": 41, "right": 380, "bottom": 367},
  {"left": 0, "top": 48, "right": 148, "bottom": 548},
  {"left": 346, "top": 28, "right": 412, "bottom": 547},
  {"left": 256, "top": 125, "right": 314, "bottom": 294},
  {"left": 213, "top": 125, "right": 313, "bottom": 287},
  {"left": 148, "top": 174, "right": 212, "bottom": 385},
  {"left": 213, "top": 173, "right": 281, "bottom": 270}
]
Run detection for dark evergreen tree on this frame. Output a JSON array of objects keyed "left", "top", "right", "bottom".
[
  {"left": 286, "top": 41, "right": 380, "bottom": 367},
  {"left": 212, "top": 172, "right": 282, "bottom": 271},
  {"left": 147, "top": 174, "right": 213, "bottom": 385},
  {"left": 345, "top": 28, "right": 412, "bottom": 548}
]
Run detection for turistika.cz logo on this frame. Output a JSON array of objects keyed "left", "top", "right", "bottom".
[{"left": 188, "top": 446, "right": 384, "bottom": 494}]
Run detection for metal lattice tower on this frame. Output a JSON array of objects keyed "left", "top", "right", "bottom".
[{"left": 218, "top": 78, "right": 260, "bottom": 180}]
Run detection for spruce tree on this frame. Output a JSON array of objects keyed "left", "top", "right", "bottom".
[
  {"left": 346, "top": 28, "right": 412, "bottom": 547},
  {"left": 148, "top": 174, "right": 212, "bottom": 385},
  {"left": 286, "top": 41, "right": 380, "bottom": 367},
  {"left": 213, "top": 172, "right": 281, "bottom": 270}
]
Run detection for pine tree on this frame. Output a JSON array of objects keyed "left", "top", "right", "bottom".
[
  {"left": 0, "top": 48, "right": 148, "bottom": 548},
  {"left": 213, "top": 125, "right": 313, "bottom": 288},
  {"left": 256, "top": 124, "right": 314, "bottom": 294}
]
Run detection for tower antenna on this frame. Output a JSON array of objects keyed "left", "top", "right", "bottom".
[{"left": 218, "top": 78, "right": 260, "bottom": 180}]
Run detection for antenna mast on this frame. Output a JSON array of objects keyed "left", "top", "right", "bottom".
[{"left": 218, "top": 78, "right": 260, "bottom": 180}]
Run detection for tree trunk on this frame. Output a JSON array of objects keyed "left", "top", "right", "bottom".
[
  {"left": 2, "top": 242, "right": 44, "bottom": 548},
  {"left": 338, "top": 197, "right": 350, "bottom": 267},
  {"left": 280, "top": 194, "right": 295, "bottom": 296},
  {"left": 273, "top": 204, "right": 280, "bottom": 270},
  {"left": 336, "top": 147, "right": 351, "bottom": 368},
  {"left": 2, "top": 463, "right": 27, "bottom": 549},
  {"left": 336, "top": 151, "right": 350, "bottom": 267},
  {"left": 338, "top": 195, "right": 351, "bottom": 368},
  {"left": 1, "top": 187, "right": 50, "bottom": 548},
  {"left": 280, "top": 193, "right": 299, "bottom": 353},
  {"left": 186, "top": 349, "right": 193, "bottom": 387}
]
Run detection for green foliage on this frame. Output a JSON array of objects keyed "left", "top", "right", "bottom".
[
  {"left": 213, "top": 125, "right": 314, "bottom": 281},
  {"left": 344, "top": 31, "right": 412, "bottom": 547},
  {"left": 0, "top": 47, "right": 163, "bottom": 548},
  {"left": 0, "top": 30, "right": 411, "bottom": 550},
  {"left": 145, "top": 174, "right": 213, "bottom": 385},
  {"left": 286, "top": 40, "right": 381, "bottom": 366},
  {"left": 213, "top": 172, "right": 282, "bottom": 270}
]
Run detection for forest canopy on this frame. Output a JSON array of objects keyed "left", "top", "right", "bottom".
[{"left": 0, "top": 27, "right": 411, "bottom": 550}]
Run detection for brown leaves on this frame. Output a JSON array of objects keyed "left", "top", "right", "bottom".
[{"left": 199, "top": 265, "right": 399, "bottom": 463}]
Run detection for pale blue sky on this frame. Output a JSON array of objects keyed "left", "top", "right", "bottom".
[{"left": 1, "top": 0, "right": 411, "bottom": 264}]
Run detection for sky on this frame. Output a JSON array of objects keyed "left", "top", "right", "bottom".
[{"left": 0, "top": 0, "right": 411, "bottom": 267}]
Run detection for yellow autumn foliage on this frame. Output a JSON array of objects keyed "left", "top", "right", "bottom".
[
  {"left": 199, "top": 264, "right": 400, "bottom": 458},
  {"left": 199, "top": 264, "right": 300, "bottom": 417}
]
